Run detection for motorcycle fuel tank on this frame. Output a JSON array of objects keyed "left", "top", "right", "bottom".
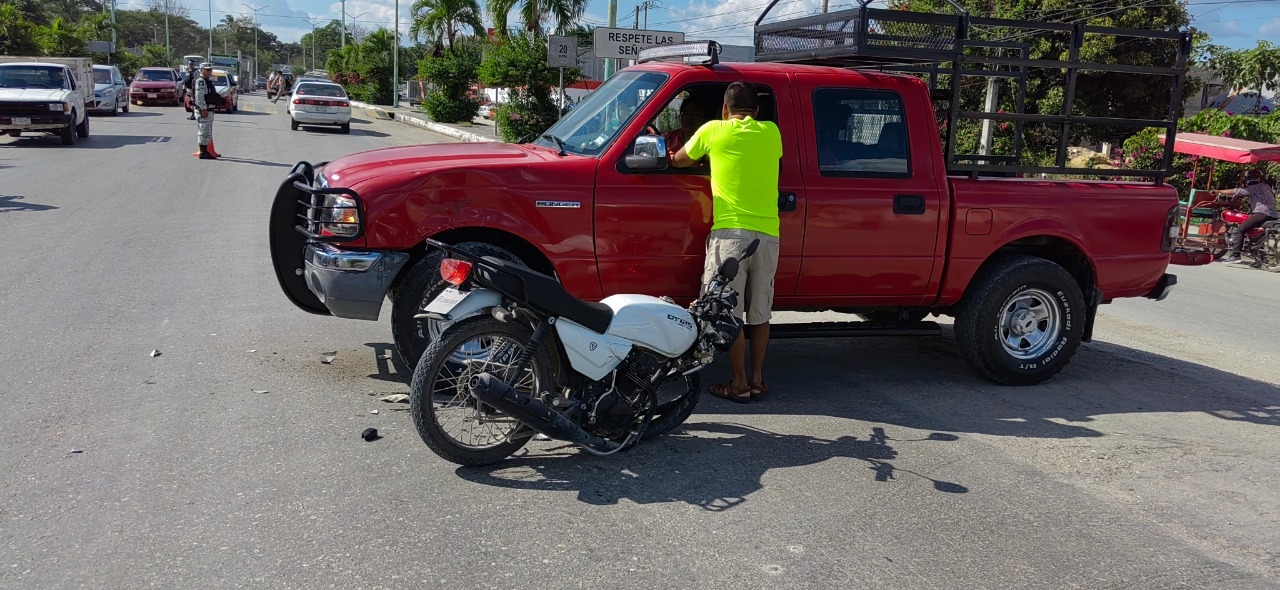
[{"left": 601, "top": 294, "right": 698, "bottom": 358}]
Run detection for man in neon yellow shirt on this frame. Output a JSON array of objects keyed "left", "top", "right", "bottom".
[{"left": 671, "top": 81, "right": 783, "bottom": 403}]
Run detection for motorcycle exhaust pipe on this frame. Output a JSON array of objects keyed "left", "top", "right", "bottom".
[{"left": 469, "top": 373, "right": 620, "bottom": 453}]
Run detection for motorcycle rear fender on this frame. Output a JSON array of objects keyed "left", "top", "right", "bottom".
[{"left": 416, "top": 288, "right": 503, "bottom": 322}]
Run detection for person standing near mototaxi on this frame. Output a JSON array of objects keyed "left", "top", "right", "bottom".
[
  {"left": 192, "top": 63, "right": 222, "bottom": 160},
  {"left": 671, "top": 80, "right": 783, "bottom": 403}
]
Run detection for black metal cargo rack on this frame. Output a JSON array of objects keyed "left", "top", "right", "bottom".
[{"left": 753, "top": 0, "right": 1192, "bottom": 181}]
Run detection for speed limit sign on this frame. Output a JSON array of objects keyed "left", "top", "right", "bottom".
[{"left": 547, "top": 35, "right": 578, "bottom": 68}]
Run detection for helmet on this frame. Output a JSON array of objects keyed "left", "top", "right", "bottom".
[{"left": 1245, "top": 169, "right": 1264, "bottom": 185}]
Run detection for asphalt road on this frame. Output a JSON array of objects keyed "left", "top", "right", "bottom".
[{"left": 2, "top": 92, "right": 1278, "bottom": 590}]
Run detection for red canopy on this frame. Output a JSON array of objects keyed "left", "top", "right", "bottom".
[{"left": 1159, "top": 132, "right": 1280, "bottom": 164}]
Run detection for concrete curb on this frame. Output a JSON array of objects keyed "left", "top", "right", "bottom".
[{"left": 350, "top": 100, "right": 492, "bottom": 143}]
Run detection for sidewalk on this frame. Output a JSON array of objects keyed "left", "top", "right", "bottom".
[{"left": 349, "top": 100, "right": 501, "bottom": 143}]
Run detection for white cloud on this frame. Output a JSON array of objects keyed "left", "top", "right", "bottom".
[
  {"left": 1258, "top": 17, "right": 1280, "bottom": 37},
  {"left": 644, "top": 0, "right": 870, "bottom": 45}
]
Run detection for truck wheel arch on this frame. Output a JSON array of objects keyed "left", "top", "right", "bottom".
[{"left": 392, "top": 227, "right": 557, "bottom": 295}]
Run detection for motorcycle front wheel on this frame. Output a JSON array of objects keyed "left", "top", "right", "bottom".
[{"left": 409, "top": 315, "right": 555, "bottom": 466}]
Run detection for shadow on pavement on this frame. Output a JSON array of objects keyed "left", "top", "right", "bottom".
[
  {"left": 454, "top": 422, "right": 965, "bottom": 509},
  {"left": 111, "top": 111, "right": 163, "bottom": 117},
  {"left": 2, "top": 135, "right": 171, "bottom": 149},
  {"left": 215, "top": 156, "right": 290, "bottom": 167},
  {"left": 0, "top": 195, "right": 58, "bottom": 213}
]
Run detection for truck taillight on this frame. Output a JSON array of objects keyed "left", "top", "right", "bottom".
[
  {"left": 440, "top": 259, "right": 473, "bottom": 286},
  {"left": 1162, "top": 204, "right": 1179, "bottom": 252}
]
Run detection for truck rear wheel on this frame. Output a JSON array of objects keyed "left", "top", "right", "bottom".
[
  {"left": 953, "top": 255, "right": 1085, "bottom": 385},
  {"left": 390, "top": 242, "right": 523, "bottom": 375}
]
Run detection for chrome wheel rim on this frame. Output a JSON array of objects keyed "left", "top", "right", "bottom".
[
  {"left": 431, "top": 334, "right": 535, "bottom": 450},
  {"left": 997, "top": 287, "right": 1062, "bottom": 361}
]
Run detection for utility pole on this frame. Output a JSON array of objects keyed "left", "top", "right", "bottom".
[
  {"left": 302, "top": 18, "right": 320, "bottom": 71},
  {"left": 164, "top": 0, "right": 171, "bottom": 65},
  {"left": 633, "top": 6, "right": 639, "bottom": 29},
  {"left": 823, "top": 0, "right": 829, "bottom": 13},
  {"left": 603, "top": 0, "right": 617, "bottom": 79},
  {"left": 243, "top": 3, "right": 265, "bottom": 76},
  {"left": 207, "top": 0, "right": 213, "bottom": 59},
  {"left": 341, "top": 0, "right": 346, "bottom": 50},
  {"left": 392, "top": 0, "right": 399, "bottom": 107}
]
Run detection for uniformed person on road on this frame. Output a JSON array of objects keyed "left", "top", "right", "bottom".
[{"left": 193, "top": 63, "right": 221, "bottom": 160}]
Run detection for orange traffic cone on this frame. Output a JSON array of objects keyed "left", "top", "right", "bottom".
[{"left": 207, "top": 138, "right": 221, "bottom": 159}]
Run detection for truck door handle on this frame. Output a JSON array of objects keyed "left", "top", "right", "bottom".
[
  {"left": 893, "top": 194, "right": 926, "bottom": 215},
  {"left": 778, "top": 192, "right": 797, "bottom": 212}
]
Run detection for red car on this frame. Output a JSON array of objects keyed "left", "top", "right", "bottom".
[
  {"left": 129, "top": 67, "right": 182, "bottom": 106},
  {"left": 270, "top": 18, "right": 1204, "bottom": 386}
]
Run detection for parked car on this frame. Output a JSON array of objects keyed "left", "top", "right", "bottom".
[
  {"left": 88, "top": 64, "right": 128, "bottom": 115},
  {"left": 287, "top": 81, "right": 350, "bottom": 133},
  {"left": 256, "top": 76, "right": 267, "bottom": 91},
  {"left": 0, "top": 57, "right": 91, "bottom": 145},
  {"left": 130, "top": 67, "right": 182, "bottom": 106},
  {"left": 477, "top": 103, "right": 493, "bottom": 119},
  {"left": 209, "top": 68, "right": 238, "bottom": 112}
]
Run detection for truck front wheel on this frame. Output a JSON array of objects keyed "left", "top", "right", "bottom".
[
  {"left": 954, "top": 256, "right": 1086, "bottom": 385},
  {"left": 76, "top": 113, "right": 89, "bottom": 138},
  {"left": 60, "top": 120, "right": 76, "bottom": 145},
  {"left": 390, "top": 242, "right": 523, "bottom": 375}
]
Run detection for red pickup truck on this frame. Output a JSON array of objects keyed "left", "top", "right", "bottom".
[{"left": 270, "top": 36, "right": 1198, "bottom": 386}]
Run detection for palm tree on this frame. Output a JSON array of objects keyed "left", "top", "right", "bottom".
[
  {"left": 409, "top": 0, "right": 485, "bottom": 48},
  {"left": 488, "top": 0, "right": 587, "bottom": 36}
]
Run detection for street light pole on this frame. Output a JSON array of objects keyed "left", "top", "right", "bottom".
[
  {"left": 302, "top": 18, "right": 320, "bottom": 71},
  {"left": 392, "top": 0, "right": 398, "bottom": 107},
  {"left": 207, "top": 0, "right": 213, "bottom": 59},
  {"left": 244, "top": 4, "right": 265, "bottom": 76},
  {"left": 163, "top": 0, "right": 170, "bottom": 65},
  {"left": 341, "top": 0, "right": 346, "bottom": 50}
]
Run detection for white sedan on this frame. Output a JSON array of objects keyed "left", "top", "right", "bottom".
[{"left": 287, "top": 81, "right": 351, "bottom": 134}]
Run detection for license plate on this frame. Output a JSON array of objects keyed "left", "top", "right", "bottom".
[
  {"left": 309, "top": 105, "right": 333, "bottom": 113},
  {"left": 147, "top": 93, "right": 157, "bottom": 98},
  {"left": 424, "top": 288, "right": 468, "bottom": 317},
  {"left": 12, "top": 117, "right": 30, "bottom": 125}
]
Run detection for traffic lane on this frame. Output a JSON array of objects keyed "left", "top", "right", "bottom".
[
  {"left": 1101, "top": 261, "right": 1280, "bottom": 361},
  {"left": 2, "top": 105, "right": 1277, "bottom": 588}
]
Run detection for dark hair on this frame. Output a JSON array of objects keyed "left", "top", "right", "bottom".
[{"left": 724, "top": 81, "right": 757, "bottom": 115}]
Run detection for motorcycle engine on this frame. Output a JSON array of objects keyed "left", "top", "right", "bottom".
[{"left": 587, "top": 349, "right": 665, "bottom": 438}]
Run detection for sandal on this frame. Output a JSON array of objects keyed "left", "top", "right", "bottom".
[
  {"left": 708, "top": 382, "right": 753, "bottom": 404},
  {"left": 749, "top": 382, "right": 769, "bottom": 401}
]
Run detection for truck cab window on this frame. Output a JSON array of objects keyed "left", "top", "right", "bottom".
[
  {"left": 813, "top": 88, "right": 909, "bottom": 178},
  {"left": 536, "top": 70, "right": 668, "bottom": 157},
  {"left": 633, "top": 82, "right": 778, "bottom": 173}
]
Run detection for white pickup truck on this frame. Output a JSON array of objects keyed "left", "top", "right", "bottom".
[{"left": 0, "top": 57, "right": 92, "bottom": 145}]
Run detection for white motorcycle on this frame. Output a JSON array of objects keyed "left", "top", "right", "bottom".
[{"left": 408, "top": 238, "right": 758, "bottom": 466}]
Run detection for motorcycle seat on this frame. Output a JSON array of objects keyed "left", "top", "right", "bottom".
[{"left": 477, "top": 256, "right": 614, "bottom": 334}]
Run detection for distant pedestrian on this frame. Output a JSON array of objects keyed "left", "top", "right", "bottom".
[
  {"left": 193, "top": 63, "right": 222, "bottom": 159},
  {"left": 183, "top": 62, "right": 198, "bottom": 120}
]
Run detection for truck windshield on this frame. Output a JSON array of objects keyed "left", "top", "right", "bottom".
[
  {"left": 535, "top": 70, "right": 668, "bottom": 157},
  {"left": 0, "top": 65, "right": 67, "bottom": 90}
]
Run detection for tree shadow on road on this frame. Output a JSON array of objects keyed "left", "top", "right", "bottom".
[
  {"left": 216, "top": 156, "right": 292, "bottom": 167},
  {"left": 0, "top": 195, "right": 58, "bottom": 213},
  {"left": 454, "top": 422, "right": 966, "bottom": 510},
  {"left": 1, "top": 135, "right": 171, "bottom": 149}
]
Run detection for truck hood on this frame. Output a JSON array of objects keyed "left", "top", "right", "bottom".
[
  {"left": 321, "top": 142, "right": 558, "bottom": 189},
  {"left": 0, "top": 89, "right": 68, "bottom": 102}
]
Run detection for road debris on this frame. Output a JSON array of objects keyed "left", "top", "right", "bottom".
[
  {"left": 321, "top": 351, "right": 337, "bottom": 364},
  {"left": 68, "top": 449, "right": 84, "bottom": 454},
  {"left": 149, "top": 349, "right": 161, "bottom": 357},
  {"left": 361, "top": 428, "right": 380, "bottom": 441},
  {"left": 380, "top": 394, "right": 410, "bottom": 404},
  {"left": 252, "top": 389, "right": 270, "bottom": 394},
  {"left": 369, "top": 409, "right": 379, "bottom": 414},
  {"left": 378, "top": 353, "right": 393, "bottom": 360}
]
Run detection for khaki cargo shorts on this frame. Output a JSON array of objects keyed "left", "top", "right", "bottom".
[{"left": 701, "top": 228, "right": 781, "bottom": 326}]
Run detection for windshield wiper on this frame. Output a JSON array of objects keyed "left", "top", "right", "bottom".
[{"left": 541, "top": 134, "right": 567, "bottom": 157}]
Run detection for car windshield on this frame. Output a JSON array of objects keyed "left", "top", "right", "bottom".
[
  {"left": 295, "top": 84, "right": 346, "bottom": 98},
  {"left": 93, "top": 69, "right": 113, "bottom": 84},
  {"left": 211, "top": 73, "right": 229, "bottom": 86},
  {"left": 534, "top": 70, "right": 668, "bottom": 156},
  {"left": 136, "top": 69, "right": 174, "bottom": 81},
  {"left": 0, "top": 65, "right": 67, "bottom": 90}
]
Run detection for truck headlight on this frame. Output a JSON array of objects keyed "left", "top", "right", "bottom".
[
  {"left": 48, "top": 103, "right": 62, "bottom": 111},
  {"left": 318, "top": 194, "right": 360, "bottom": 238}
]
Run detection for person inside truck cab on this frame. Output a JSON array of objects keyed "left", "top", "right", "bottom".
[
  {"left": 663, "top": 97, "right": 710, "bottom": 163},
  {"left": 817, "top": 102, "right": 855, "bottom": 166}
]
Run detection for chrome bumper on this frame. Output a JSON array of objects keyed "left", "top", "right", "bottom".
[{"left": 302, "top": 243, "right": 410, "bottom": 320}]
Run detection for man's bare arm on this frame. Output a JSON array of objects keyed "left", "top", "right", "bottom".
[{"left": 671, "top": 146, "right": 695, "bottom": 168}]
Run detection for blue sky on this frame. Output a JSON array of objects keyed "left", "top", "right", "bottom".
[{"left": 155, "top": 0, "right": 1280, "bottom": 50}]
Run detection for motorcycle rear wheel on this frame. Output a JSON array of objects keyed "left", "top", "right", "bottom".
[
  {"left": 1261, "top": 230, "right": 1280, "bottom": 272},
  {"left": 409, "top": 315, "right": 555, "bottom": 466}
]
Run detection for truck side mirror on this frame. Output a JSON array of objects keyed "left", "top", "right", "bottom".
[{"left": 625, "top": 135, "right": 669, "bottom": 171}]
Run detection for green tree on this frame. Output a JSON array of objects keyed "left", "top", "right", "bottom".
[
  {"left": 141, "top": 42, "right": 169, "bottom": 66},
  {"left": 299, "top": 20, "right": 343, "bottom": 70},
  {"left": 1207, "top": 41, "right": 1280, "bottom": 114},
  {"left": 488, "top": 0, "right": 587, "bottom": 36},
  {"left": 418, "top": 35, "right": 482, "bottom": 122},
  {"left": 479, "top": 30, "right": 580, "bottom": 140},
  {"left": 0, "top": 2, "right": 40, "bottom": 54},
  {"left": 410, "top": 0, "right": 484, "bottom": 49},
  {"left": 36, "top": 17, "right": 89, "bottom": 56}
]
